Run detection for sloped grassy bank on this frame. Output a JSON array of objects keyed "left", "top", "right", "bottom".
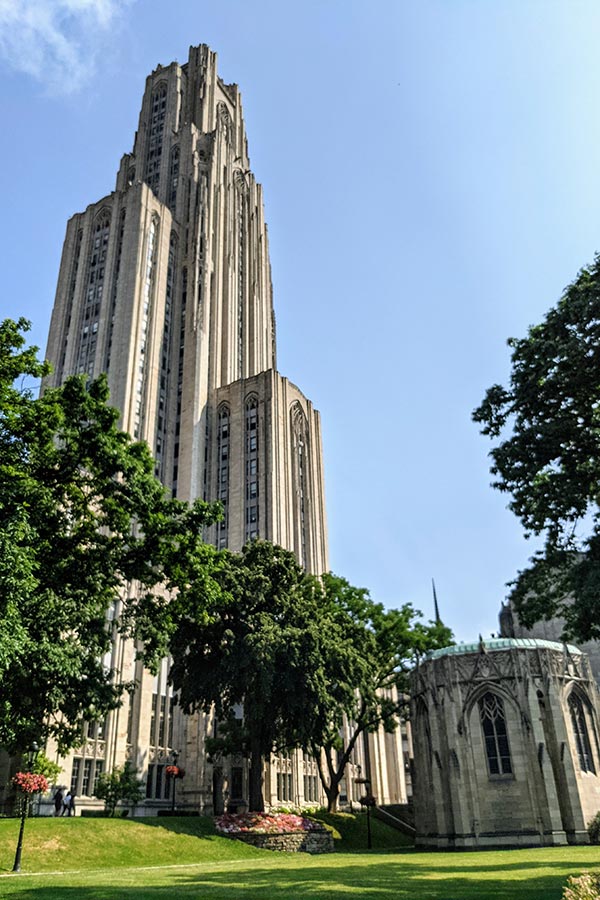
[
  {"left": 0, "top": 816, "right": 260, "bottom": 873},
  {"left": 0, "top": 811, "right": 407, "bottom": 873}
]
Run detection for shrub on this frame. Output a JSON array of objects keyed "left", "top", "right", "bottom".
[
  {"left": 589, "top": 812, "right": 600, "bottom": 844},
  {"left": 563, "top": 873, "right": 600, "bottom": 900},
  {"left": 94, "top": 763, "right": 144, "bottom": 816}
]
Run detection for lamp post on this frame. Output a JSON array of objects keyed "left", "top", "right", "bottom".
[
  {"left": 12, "top": 741, "right": 39, "bottom": 873},
  {"left": 355, "top": 776, "right": 375, "bottom": 850},
  {"left": 170, "top": 750, "right": 178, "bottom": 813}
]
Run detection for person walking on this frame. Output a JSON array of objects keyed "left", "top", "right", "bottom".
[
  {"left": 53, "top": 789, "right": 63, "bottom": 817},
  {"left": 68, "top": 793, "right": 76, "bottom": 817},
  {"left": 61, "top": 791, "right": 72, "bottom": 816}
]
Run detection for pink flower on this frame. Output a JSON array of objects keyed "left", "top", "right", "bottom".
[
  {"left": 215, "top": 812, "right": 322, "bottom": 835},
  {"left": 12, "top": 772, "right": 49, "bottom": 794}
]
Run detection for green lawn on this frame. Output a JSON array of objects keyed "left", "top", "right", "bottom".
[{"left": 0, "top": 817, "right": 599, "bottom": 899}]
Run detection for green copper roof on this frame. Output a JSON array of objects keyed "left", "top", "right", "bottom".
[{"left": 425, "top": 637, "right": 583, "bottom": 661}]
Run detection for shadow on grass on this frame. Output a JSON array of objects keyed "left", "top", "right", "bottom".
[
  {"left": 128, "top": 816, "right": 218, "bottom": 838},
  {"left": 0, "top": 859, "right": 589, "bottom": 900}
]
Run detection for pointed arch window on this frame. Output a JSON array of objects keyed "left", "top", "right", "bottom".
[
  {"left": 569, "top": 693, "right": 596, "bottom": 774},
  {"left": 478, "top": 692, "right": 512, "bottom": 776}
]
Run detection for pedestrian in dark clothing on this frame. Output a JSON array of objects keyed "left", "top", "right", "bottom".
[{"left": 53, "top": 789, "right": 63, "bottom": 817}]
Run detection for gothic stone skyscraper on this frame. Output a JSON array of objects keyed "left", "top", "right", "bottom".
[{"left": 42, "top": 45, "right": 408, "bottom": 812}]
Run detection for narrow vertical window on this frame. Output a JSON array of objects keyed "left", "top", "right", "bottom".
[
  {"left": 244, "top": 397, "right": 259, "bottom": 541},
  {"left": 172, "top": 267, "right": 187, "bottom": 495},
  {"left": 77, "top": 212, "right": 110, "bottom": 376},
  {"left": 146, "top": 764, "right": 154, "bottom": 798},
  {"left": 135, "top": 216, "right": 158, "bottom": 438},
  {"left": 168, "top": 145, "right": 180, "bottom": 211},
  {"left": 105, "top": 209, "right": 126, "bottom": 372},
  {"left": 144, "top": 83, "right": 167, "bottom": 197},
  {"left": 217, "top": 404, "right": 230, "bottom": 548},
  {"left": 60, "top": 228, "right": 83, "bottom": 377},
  {"left": 569, "top": 693, "right": 596, "bottom": 773},
  {"left": 155, "top": 232, "right": 176, "bottom": 479},
  {"left": 82, "top": 759, "right": 92, "bottom": 796},
  {"left": 290, "top": 403, "right": 310, "bottom": 567},
  {"left": 70, "top": 758, "right": 81, "bottom": 794},
  {"left": 93, "top": 760, "right": 104, "bottom": 795},
  {"left": 237, "top": 188, "right": 245, "bottom": 378},
  {"left": 479, "top": 692, "right": 512, "bottom": 776}
]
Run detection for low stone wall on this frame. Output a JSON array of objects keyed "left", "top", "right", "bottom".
[{"left": 222, "top": 829, "right": 334, "bottom": 854}]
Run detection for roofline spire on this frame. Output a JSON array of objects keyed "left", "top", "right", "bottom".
[{"left": 432, "top": 578, "right": 441, "bottom": 624}]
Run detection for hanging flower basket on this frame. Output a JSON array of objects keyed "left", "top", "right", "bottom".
[
  {"left": 12, "top": 772, "right": 49, "bottom": 794},
  {"left": 165, "top": 766, "right": 185, "bottom": 779}
]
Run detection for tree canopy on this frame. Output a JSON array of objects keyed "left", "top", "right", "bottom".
[
  {"left": 161, "top": 541, "right": 452, "bottom": 812},
  {"left": 306, "top": 573, "right": 452, "bottom": 810},
  {"left": 473, "top": 256, "right": 600, "bottom": 640},
  {"left": 164, "top": 540, "right": 332, "bottom": 811},
  {"left": 0, "top": 318, "right": 220, "bottom": 753}
]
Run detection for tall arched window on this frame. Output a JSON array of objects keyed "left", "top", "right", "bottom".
[
  {"left": 217, "top": 404, "right": 230, "bottom": 549},
  {"left": 478, "top": 692, "right": 512, "bottom": 776},
  {"left": 77, "top": 212, "right": 110, "bottom": 376},
  {"left": 245, "top": 396, "right": 259, "bottom": 541},
  {"left": 569, "top": 693, "right": 596, "bottom": 774},
  {"left": 290, "top": 402, "right": 310, "bottom": 567}
]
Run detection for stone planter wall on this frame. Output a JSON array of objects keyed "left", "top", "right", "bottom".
[{"left": 222, "top": 829, "right": 334, "bottom": 854}]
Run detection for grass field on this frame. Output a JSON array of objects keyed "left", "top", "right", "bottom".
[{"left": 0, "top": 816, "right": 599, "bottom": 899}]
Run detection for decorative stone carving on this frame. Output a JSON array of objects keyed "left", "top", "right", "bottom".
[{"left": 411, "top": 638, "right": 600, "bottom": 849}]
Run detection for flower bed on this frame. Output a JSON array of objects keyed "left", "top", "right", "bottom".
[
  {"left": 215, "top": 812, "right": 334, "bottom": 854},
  {"left": 215, "top": 812, "right": 321, "bottom": 834}
]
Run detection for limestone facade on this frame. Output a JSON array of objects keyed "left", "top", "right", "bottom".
[
  {"left": 37, "top": 43, "right": 406, "bottom": 814},
  {"left": 411, "top": 638, "right": 600, "bottom": 848}
]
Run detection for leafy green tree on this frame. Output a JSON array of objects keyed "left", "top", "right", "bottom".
[
  {"left": 94, "top": 763, "right": 144, "bottom": 816},
  {"left": 159, "top": 539, "right": 451, "bottom": 813},
  {"left": 32, "top": 752, "right": 62, "bottom": 785},
  {"left": 473, "top": 256, "right": 600, "bottom": 641},
  {"left": 307, "top": 574, "right": 452, "bottom": 811},
  {"left": 0, "top": 318, "right": 221, "bottom": 754},
  {"left": 165, "top": 541, "right": 332, "bottom": 812}
]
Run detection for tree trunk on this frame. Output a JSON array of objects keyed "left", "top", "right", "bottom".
[
  {"left": 325, "top": 780, "right": 341, "bottom": 813},
  {"left": 248, "top": 736, "right": 264, "bottom": 812},
  {"left": 312, "top": 744, "right": 345, "bottom": 813}
]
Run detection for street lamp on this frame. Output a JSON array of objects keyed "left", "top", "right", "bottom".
[
  {"left": 355, "top": 776, "right": 375, "bottom": 850},
  {"left": 170, "top": 750, "right": 178, "bottom": 813},
  {"left": 12, "top": 741, "right": 39, "bottom": 873}
]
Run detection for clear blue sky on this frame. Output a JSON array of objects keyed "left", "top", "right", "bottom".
[{"left": 2, "top": 0, "right": 599, "bottom": 642}]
